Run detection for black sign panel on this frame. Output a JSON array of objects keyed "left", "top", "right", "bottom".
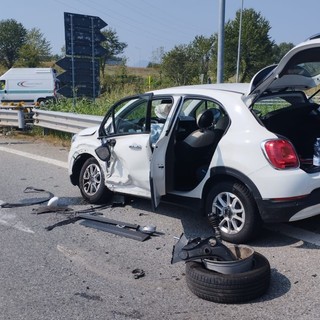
[
  {"left": 57, "top": 67, "right": 100, "bottom": 98},
  {"left": 56, "top": 56, "right": 101, "bottom": 98},
  {"left": 65, "top": 44, "right": 106, "bottom": 57},
  {"left": 65, "top": 29, "right": 106, "bottom": 45},
  {"left": 56, "top": 56, "right": 99, "bottom": 71},
  {"left": 64, "top": 12, "right": 107, "bottom": 57},
  {"left": 57, "top": 70, "right": 99, "bottom": 84},
  {"left": 64, "top": 12, "right": 107, "bottom": 29},
  {"left": 59, "top": 12, "right": 107, "bottom": 98},
  {"left": 58, "top": 85, "right": 99, "bottom": 98}
]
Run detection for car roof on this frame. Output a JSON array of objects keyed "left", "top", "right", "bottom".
[{"left": 150, "top": 83, "right": 250, "bottom": 96}]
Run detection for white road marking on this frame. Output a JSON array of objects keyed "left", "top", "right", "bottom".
[
  {"left": 0, "top": 146, "right": 68, "bottom": 168},
  {"left": 266, "top": 223, "right": 320, "bottom": 246},
  {"left": 0, "top": 145, "right": 66, "bottom": 234}
]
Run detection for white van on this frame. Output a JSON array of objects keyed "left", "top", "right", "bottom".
[{"left": 0, "top": 68, "right": 59, "bottom": 104}]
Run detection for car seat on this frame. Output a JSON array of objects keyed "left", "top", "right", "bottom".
[{"left": 174, "top": 109, "right": 217, "bottom": 189}]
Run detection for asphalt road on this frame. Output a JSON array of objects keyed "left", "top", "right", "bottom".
[{"left": 1, "top": 133, "right": 320, "bottom": 320}]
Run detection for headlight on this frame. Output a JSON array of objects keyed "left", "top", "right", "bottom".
[{"left": 71, "top": 133, "right": 78, "bottom": 144}]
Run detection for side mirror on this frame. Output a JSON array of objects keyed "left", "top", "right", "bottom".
[{"left": 95, "top": 145, "right": 111, "bottom": 162}]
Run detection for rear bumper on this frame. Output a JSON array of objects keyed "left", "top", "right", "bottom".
[{"left": 257, "top": 187, "right": 320, "bottom": 223}]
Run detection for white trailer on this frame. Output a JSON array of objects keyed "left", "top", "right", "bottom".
[{"left": 0, "top": 68, "right": 59, "bottom": 104}]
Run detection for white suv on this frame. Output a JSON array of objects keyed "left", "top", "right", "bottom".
[{"left": 68, "top": 36, "right": 320, "bottom": 243}]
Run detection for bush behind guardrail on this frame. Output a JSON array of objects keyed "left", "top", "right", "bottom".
[{"left": 45, "top": 85, "right": 140, "bottom": 116}]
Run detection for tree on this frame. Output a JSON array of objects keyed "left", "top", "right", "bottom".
[
  {"left": 0, "top": 19, "right": 27, "bottom": 68},
  {"left": 161, "top": 44, "right": 199, "bottom": 85},
  {"left": 100, "top": 28, "right": 127, "bottom": 78},
  {"left": 212, "top": 9, "right": 274, "bottom": 82},
  {"left": 191, "top": 35, "right": 216, "bottom": 83},
  {"left": 17, "top": 44, "right": 41, "bottom": 67},
  {"left": 17, "top": 28, "right": 52, "bottom": 67},
  {"left": 272, "top": 42, "right": 294, "bottom": 63}
]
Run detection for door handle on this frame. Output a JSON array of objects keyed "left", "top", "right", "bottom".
[{"left": 129, "top": 143, "right": 142, "bottom": 150}]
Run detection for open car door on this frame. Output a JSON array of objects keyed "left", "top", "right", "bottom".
[{"left": 150, "top": 97, "right": 181, "bottom": 209}]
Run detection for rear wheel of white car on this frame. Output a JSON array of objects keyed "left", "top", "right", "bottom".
[
  {"left": 205, "top": 181, "right": 261, "bottom": 244},
  {"left": 79, "top": 158, "right": 111, "bottom": 204}
]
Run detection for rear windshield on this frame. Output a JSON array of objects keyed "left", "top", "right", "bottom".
[{"left": 252, "top": 92, "right": 308, "bottom": 117}]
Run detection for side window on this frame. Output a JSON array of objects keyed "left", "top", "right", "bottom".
[
  {"left": 181, "top": 98, "right": 224, "bottom": 122},
  {"left": 118, "top": 100, "right": 147, "bottom": 133},
  {"left": 194, "top": 100, "right": 223, "bottom": 122},
  {"left": 0, "top": 80, "right": 5, "bottom": 90},
  {"left": 102, "top": 96, "right": 173, "bottom": 138},
  {"left": 104, "top": 98, "right": 148, "bottom": 135},
  {"left": 176, "top": 98, "right": 227, "bottom": 141}
]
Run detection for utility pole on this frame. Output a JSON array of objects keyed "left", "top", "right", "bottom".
[
  {"left": 217, "top": 0, "right": 225, "bottom": 83},
  {"left": 236, "top": 0, "right": 244, "bottom": 83}
]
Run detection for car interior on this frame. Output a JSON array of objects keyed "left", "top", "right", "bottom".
[
  {"left": 173, "top": 108, "right": 229, "bottom": 191},
  {"left": 253, "top": 92, "right": 320, "bottom": 170}
]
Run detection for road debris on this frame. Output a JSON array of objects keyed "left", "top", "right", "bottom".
[
  {"left": 0, "top": 187, "right": 54, "bottom": 208},
  {"left": 132, "top": 268, "right": 145, "bottom": 279}
]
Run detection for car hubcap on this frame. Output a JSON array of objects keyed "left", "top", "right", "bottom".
[
  {"left": 212, "top": 191, "right": 245, "bottom": 234},
  {"left": 83, "top": 163, "right": 101, "bottom": 196}
]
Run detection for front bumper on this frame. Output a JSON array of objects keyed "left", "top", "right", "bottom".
[{"left": 257, "top": 187, "right": 320, "bottom": 223}]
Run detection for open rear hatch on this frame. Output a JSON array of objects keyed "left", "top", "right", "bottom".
[
  {"left": 245, "top": 36, "right": 320, "bottom": 104},
  {"left": 245, "top": 36, "right": 320, "bottom": 172}
]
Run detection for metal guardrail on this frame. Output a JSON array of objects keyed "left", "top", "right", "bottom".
[
  {"left": 32, "top": 109, "right": 103, "bottom": 133},
  {"left": 0, "top": 107, "right": 103, "bottom": 133},
  {"left": 0, "top": 109, "right": 26, "bottom": 129}
]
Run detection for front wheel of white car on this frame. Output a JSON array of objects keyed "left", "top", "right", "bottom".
[
  {"left": 205, "top": 181, "right": 261, "bottom": 244},
  {"left": 79, "top": 158, "right": 112, "bottom": 204}
]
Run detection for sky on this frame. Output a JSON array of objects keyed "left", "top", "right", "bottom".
[{"left": 1, "top": 0, "right": 319, "bottom": 67}]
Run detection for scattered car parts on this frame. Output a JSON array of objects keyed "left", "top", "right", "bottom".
[
  {"left": 41, "top": 205, "right": 158, "bottom": 241},
  {"left": 172, "top": 233, "right": 271, "bottom": 303},
  {"left": 78, "top": 213, "right": 157, "bottom": 241},
  {"left": 0, "top": 187, "right": 54, "bottom": 208},
  {"left": 185, "top": 252, "right": 270, "bottom": 304},
  {"left": 80, "top": 220, "right": 150, "bottom": 241},
  {"left": 32, "top": 205, "right": 72, "bottom": 214},
  {"left": 132, "top": 268, "right": 145, "bottom": 279}
]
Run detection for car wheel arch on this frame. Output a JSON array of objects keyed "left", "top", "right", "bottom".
[
  {"left": 203, "top": 172, "right": 263, "bottom": 243},
  {"left": 202, "top": 167, "right": 263, "bottom": 215},
  {"left": 70, "top": 153, "right": 94, "bottom": 186}
]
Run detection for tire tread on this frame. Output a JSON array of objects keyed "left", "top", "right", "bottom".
[{"left": 185, "top": 252, "right": 270, "bottom": 303}]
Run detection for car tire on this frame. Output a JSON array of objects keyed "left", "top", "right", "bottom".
[
  {"left": 205, "top": 181, "right": 261, "bottom": 244},
  {"left": 79, "top": 157, "right": 112, "bottom": 204},
  {"left": 185, "top": 252, "right": 271, "bottom": 304}
]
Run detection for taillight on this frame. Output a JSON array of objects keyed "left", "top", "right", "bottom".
[{"left": 263, "top": 139, "right": 299, "bottom": 169}]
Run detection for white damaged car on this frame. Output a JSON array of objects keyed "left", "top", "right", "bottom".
[{"left": 68, "top": 35, "right": 320, "bottom": 243}]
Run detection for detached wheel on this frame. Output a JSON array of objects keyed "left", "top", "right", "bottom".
[
  {"left": 205, "top": 181, "right": 261, "bottom": 244},
  {"left": 185, "top": 252, "right": 271, "bottom": 304},
  {"left": 79, "top": 158, "right": 111, "bottom": 204}
]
